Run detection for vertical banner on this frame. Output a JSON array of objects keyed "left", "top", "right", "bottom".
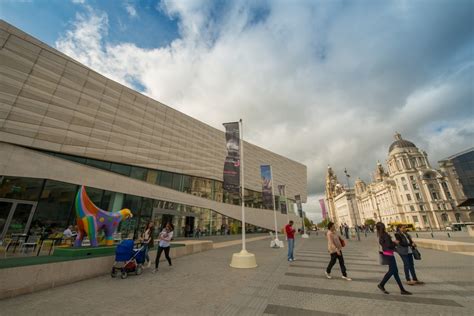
[
  {"left": 319, "top": 199, "right": 327, "bottom": 220},
  {"left": 223, "top": 122, "right": 240, "bottom": 193},
  {"left": 260, "top": 165, "right": 274, "bottom": 209},
  {"left": 295, "top": 194, "right": 303, "bottom": 218},
  {"left": 278, "top": 185, "right": 287, "bottom": 214}
]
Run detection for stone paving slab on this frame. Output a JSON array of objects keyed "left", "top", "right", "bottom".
[{"left": 0, "top": 234, "right": 472, "bottom": 315}]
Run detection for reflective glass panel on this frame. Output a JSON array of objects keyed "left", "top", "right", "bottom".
[
  {"left": 130, "top": 166, "right": 147, "bottom": 181},
  {"left": 160, "top": 171, "right": 173, "bottom": 188},
  {"left": 86, "top": 159, "right": 111, "bottom": 170},
  {"left": 171, "top": 174, "right": 182, "bottom": 191},
  {"left": 32, "top": 180, "right": 77, "bottom": 230},
  {"left": 110, "top": 163, "right": 131, "bottom": 176},
  {"left": 0, "top": 177, "right": 43, "bottom": 201}
]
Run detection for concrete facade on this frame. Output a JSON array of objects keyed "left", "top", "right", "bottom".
[
  {"left": 0, "top": 240, "right": 213, "bottom": 300},
  {"left": 0, "top": 20, "right": 307, "bottom": 231}
]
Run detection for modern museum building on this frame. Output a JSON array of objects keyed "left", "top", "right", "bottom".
[{"left": 0, "top": 20, "right": 307, "bottom": 240}]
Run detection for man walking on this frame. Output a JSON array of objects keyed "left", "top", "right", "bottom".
[
  {"left": 344, "top": 223, "right": 349, "bottom": 239},
  {"left": 285, "top": 220, "right": 296, "bottom": 262}
]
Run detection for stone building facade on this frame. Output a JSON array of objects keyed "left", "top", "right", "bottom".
[{"left": 325, "top": 133, "right": 473, "bottom": 229}]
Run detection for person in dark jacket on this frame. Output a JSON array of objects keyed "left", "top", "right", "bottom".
[
  {"left": 395, "top": 225, "right": 423, "bottom": 285},
  {"left": 376, "top": 222, "right": 412, "bottom": 295}
]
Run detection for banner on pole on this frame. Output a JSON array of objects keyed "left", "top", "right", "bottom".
[
  {"left": 260, "top": 165, "right": 274, "bottom": 209},
  {"left": 278, "top": 185, "right": 287, "bottom": 214},
  {"left": 223, "top": 122, "right": 240, "bottom": 193},
  {"left": 319, "top": 199, "right": 327, "bottom": 219},
  {"left": 295, "top": 194, "right": 303, "bottom": 218}
]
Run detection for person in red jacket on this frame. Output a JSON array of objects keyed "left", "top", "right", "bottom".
[{"left": 285, "top": 220, "right": 296, "bottom": 261}]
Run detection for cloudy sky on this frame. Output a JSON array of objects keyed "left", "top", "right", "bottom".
[{"left": 2, "top": 0, "right": 473, "bottom": 221}]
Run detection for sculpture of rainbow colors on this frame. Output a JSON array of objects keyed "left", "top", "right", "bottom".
[{"left": 74, "top": 186, "right": 133, "bottom": 247}]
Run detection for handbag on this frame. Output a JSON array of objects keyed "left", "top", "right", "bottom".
[
  {"left": 412, "top": 247, "right": 421, "bottom": 260},
  {"left": 378, "top": 243, "right": 390, "bottom": 265},
  {"left": 378, "top": 251, "right": 390, "bottom": 265},
  {"left": 339, "top": 236, "right": 346, "bottom": 247}
]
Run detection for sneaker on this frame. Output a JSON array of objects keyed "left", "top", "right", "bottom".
[
  {"left": 342, "top": 276, "right": 352, "bottom": 281},
  {"left": 377, "top": 284, "right": 389, "bottom": 294},
  {"left": 288, "top": 258, "right": 293, "bottom": 262},
  {"left": 406, "top": 280, "right": 416, "bottom": 286},
  {"left": 292, "top": 258, "right": 296, "bottom": 261},
  {"left": 152, "top": 268, "right": 157, "bottom": 274},
  {"left": 401, "top": 290, "right": 412, "bottom": 295},
  {"left": 325, "top": 272, "right": 332, "bottom": 279}
]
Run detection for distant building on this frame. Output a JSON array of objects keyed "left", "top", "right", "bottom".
[
  {"left": 325, "top": 133, "right": 473, "bottom": 229},
  {"left": 333, "top": 188, "right": 360, "bottom": 228},
  {"left": 438, "top": 148, "right": 474, "bottom": 207}
]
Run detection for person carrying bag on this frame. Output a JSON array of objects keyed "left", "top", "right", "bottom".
[
  {"left": 376, "top": 222, "right": 412, "bottom": 295},
  {"left": 395, "top": 225, "right": 424, "bottom": 285}
]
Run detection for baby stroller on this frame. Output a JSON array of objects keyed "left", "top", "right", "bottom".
[{"left": 111, "top": 239, "right": 146, "bottom": 279}]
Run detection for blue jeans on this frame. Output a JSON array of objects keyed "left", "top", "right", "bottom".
[
  {"left": 287, "top": 238, "right": 294, "bottom": 260},
  {"left": 143, "top": 244, "right": 150, "bottom": 263},
  {"left": 400, "top": 253, "right": 418, "bottom": 281},
  {"left": 380, "top": 255, "right": 405, "bottom": 290}
]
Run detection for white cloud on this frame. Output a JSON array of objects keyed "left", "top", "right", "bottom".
[
  {"left": 124, "top": 1, "right": 138, "bottom": 18},
  {"left": 72, "top": 0, "right": 85, "bottom": 4},
  {"left": 55, "top": 1, "right": 474, "bottom": 220}
]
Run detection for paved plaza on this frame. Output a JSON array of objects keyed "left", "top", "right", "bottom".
[{"left": 0, "top": 234, "right": 473, "bottom": 315}]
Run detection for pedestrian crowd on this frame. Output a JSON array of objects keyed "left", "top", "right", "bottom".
[{"left": 284, "top": 220, "right": 424, "bottom": 296}]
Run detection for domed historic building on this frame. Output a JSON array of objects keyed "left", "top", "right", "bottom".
[{"left": 325, "top": 133, "right": 473, "bottom": 230}]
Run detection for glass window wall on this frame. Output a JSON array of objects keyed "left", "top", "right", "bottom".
[
  {"left": 130, "top": 166, "right": 147, "bottom": 181},
  {"left": 43, "top": 150, "right": 302, "bottom": 211},
  {"left": 0, "top": 176, "right": 44, "bottom": 201},
  {"left": 32, "top": 180, "right": 77, "bottom": 232},
  {"left": 159, "top": 171, "right": 173, "bottom": 188},
  {"left": 86, "top": 158, "right": 111, "bottom": 170},
  {"left": 110, "top": 163, "right": 131, "bottom": 176}
]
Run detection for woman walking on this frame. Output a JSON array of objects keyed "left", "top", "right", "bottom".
[
  {"left": 153, "top": 222, "right": 174, "bottom": 273},
  {"left": 325, "top": 222, "right": 351, "bottom": 281},
  {"left": 376, "top": 222, "right": 412, "bottom": 295},
  {"left": 395, "top": 225, "right": 423, "bottom": 285},
  {"left": 141, "top": 222, "right": 154, "bottom": 268}
]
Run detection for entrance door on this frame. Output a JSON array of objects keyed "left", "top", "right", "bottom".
[
  {"left": 0, "top": 199, "right": 37, "bottom": 239},
  {"left": 185, "top": 216, "right": 194, "bottom": 237}
]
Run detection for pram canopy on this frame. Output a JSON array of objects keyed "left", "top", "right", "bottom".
[{"left": 115, "top": 239, "right": 134, "bottom": 261}]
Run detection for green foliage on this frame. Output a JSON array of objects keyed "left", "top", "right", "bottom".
[
  {"left": 364, "top": 218, "right": 376, "bottom": 226},
  {"left": 317, "top": 218, "right": 331, "bottom": 228},
  {"left": 304, "top": 217, "right": 312, "bottom": 229}
]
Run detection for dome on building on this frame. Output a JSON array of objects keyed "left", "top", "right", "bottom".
[{"left": 389, "top": 132, "right": 417, "bottom": 153}]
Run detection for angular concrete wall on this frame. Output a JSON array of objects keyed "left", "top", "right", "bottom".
[
  {"left": 0, "top": 241, "right": 213, "bottom": 300},
  {"left": 0, "top": 20, "right": 307, "bottom": 201}
]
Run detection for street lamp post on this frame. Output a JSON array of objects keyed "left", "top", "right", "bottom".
[{"left": 344, "top": 168, "right": 361, "bottom": 241}]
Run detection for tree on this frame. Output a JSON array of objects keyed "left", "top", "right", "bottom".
[
  {"left": 365, "top": 219, "right": 376, "bottom": 226},
  {"left": 317, "top": 218, "right": 331, "bottom": 228},
  {"left": 304, "top": 217, "right": 312, "bottom": 229}
]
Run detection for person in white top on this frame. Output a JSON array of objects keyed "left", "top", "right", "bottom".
[
  {"left": 63, "top": 225, "right": 73, "bottom": 238},
  {"left": 153, "top": 222, "right": 174, "bottom": 273}
]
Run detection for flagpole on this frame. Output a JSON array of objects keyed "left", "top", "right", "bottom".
[
  {"left": 270, "top": 165, "right": 280, "bottom": 246},
  {"left": 240, "top": 119, "right": 246, "bottom": 251},
  {"left": 229, "top": 119, "right": 257, "bottom": 268}
]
